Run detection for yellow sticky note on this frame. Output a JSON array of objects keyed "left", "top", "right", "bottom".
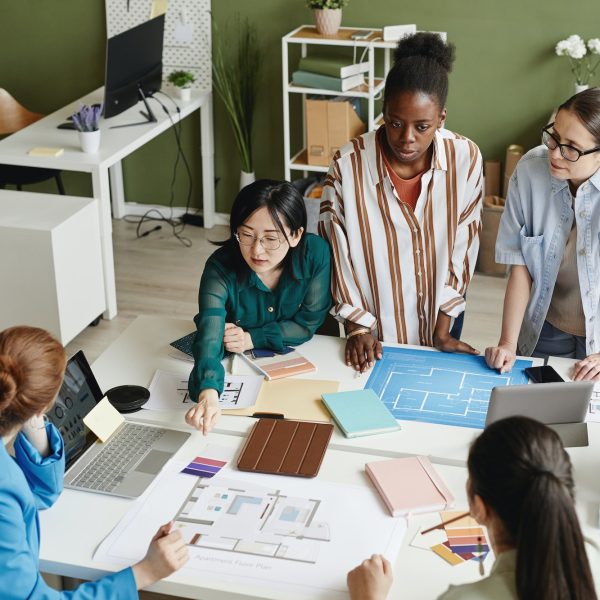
[
  {"left": 28, "top": 147, "right": 64, "bottom": 157},
  {"left": 150, "top": 0, "right": 168, "bottom": 18},
  {"left": 83, "top": 397, "right": 124, "bottom": 442}
]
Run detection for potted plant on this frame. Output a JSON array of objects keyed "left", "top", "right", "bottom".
[
  {"left": 555, "top": 34, "right": 600, "bottom": 93},
  {"left": 71, "top": 104, "right": 102, "bottom": 154},
  {"left": 168, "top": 70, "right": 196, "bottom": 102},
  {"left": 212, "top": 18, "right": 263, "bottom": 188},
  {"left": 306, "top": 0, "right": 349, "bottom": 36}
]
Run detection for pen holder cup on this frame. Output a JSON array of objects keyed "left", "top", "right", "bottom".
[{"left": 78, "top": 130, "right": 101, "bottom": 154}]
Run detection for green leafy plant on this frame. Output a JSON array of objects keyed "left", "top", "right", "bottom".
[
  {"left": 168, "top": 70, "right": 196, "bottom": 89},
  {"left": 212, "top": 17, "right": 263, "bottom": 173},
  {"left": 306, "top": 0, "right": 349, "bottom": 8}
]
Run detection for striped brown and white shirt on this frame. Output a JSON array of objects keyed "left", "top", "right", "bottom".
[{"left": 318, "top": 127, "right": 483, "bottom": 346}]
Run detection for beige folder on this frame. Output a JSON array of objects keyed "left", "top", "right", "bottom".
[{"left": 223, "top": 378, "right": 338, "bottom": 422}]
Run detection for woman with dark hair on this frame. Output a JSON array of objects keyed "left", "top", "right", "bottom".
[
  {"left": 0, "top": 326, "right": 188, "bottom": 599},
  {"left": 187, "top": 179, "right": 331, "bottom": 433},
  {"left": 486, "top": 88, "right": 600, "bottom": 380},
  {"left": 347, "top": 416, "right": 600, "bottom": 599},
  {"left": 319, "top": 32, "right": 483, "bottom": 373}
]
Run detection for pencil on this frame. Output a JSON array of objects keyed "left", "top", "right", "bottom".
[
  {"left": 420, "top": 511, "right": 471, "bottom": 535},
  {"left": 477, "top": 536, "right": 485, "bottom": 576}
]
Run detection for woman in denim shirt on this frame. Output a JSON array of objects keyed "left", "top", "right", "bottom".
[{"left": 486, "top": 89, "right": 600, "bottom": 380}]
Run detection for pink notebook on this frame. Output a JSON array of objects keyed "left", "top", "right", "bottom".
[{"left": 365, "top": 456, "right": 455, "bottom": 517}]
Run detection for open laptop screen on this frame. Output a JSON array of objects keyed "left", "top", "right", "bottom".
[{"left": 46, "top": 351, "right": 104, "bottom": 469}]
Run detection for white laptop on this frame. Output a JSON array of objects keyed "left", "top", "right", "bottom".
[
  {"left": 486, "top": 382, "right": 593, "bottom": 447},
  {"left": 46, "top": 351, "right": 190, "bottom": 498}
]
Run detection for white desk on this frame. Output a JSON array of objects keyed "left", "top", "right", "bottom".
[
  {"left": 39, "top": 316, "right": 600, "bottom": 598},
  {"left": 0, "top": 88, "right": 215, "bottom": 319},
  {"left": 91, "top": 316, "right": 545, "bottom": 467}
]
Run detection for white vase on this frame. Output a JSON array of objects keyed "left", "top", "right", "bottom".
[
  {"left": 177, "top": 87, "right": 192, "bottom": 102},
  {"left": 314, "top": 8, "right": 342, "bottom": 36},
  {"left": 575, "top": 83, "right": 589, "bottom": 94},
  {"left": 78, "top": 130, "right": 101, "bottom": 154},
  {"left": 240, "top": 170, "right": 256, "bottom": 190}
]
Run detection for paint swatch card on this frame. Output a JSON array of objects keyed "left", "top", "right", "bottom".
[{"left": 182, "top": 456, "right": 227, "bottom": 478}]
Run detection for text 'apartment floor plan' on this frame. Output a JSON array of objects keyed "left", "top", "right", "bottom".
[
  {"left": 173, "top": 477, "right": 330, "bottom": 563},
  {"left": 366, "top": 347, "right": 532, "bottom": 428}
]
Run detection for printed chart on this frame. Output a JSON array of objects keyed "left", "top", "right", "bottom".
[{"left": 366, "top": 347, "right": 532, "bottom": 428}]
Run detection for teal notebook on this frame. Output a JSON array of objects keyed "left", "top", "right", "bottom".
[{"left": 321, "top": 389, "right": 400, "bottom": 438}]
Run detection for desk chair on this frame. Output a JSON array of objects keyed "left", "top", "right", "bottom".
[{"left": 0, "top": 89, "right": 65, "bottom": 194}]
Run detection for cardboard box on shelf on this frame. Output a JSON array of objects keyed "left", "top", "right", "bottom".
[
  {"left": 477, "top": 195, "right": 508, "bottom": 277},
  {"left": 306, "top": 97, "right": 366, "bottom": 166},
  {"left": 503, "top": 145, "right": 524, "bottom": 197}
]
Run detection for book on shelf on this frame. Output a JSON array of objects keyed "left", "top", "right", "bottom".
[
  {"left": 292, "top": 70, "right": 365, "bottom": 92},
  {"left": 321, "top": 389, "right": 400, "bottom": 438},
  {"left": 240, "top": 346, "right": 316, "bottom": 380},
  {"left": 298, "top": 54, "right": 369, "bottom": 79},
  {"left": 365, "top": 456, "right": 455, "bottom": 517}
]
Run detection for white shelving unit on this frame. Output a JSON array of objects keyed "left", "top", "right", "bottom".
[{"left": 282, "top": 25, "right": 396, "bottom": 180}]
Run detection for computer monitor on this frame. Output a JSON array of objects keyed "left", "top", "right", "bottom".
[{"left": 103, "top": 14, "right": 165, "bottom": 122}]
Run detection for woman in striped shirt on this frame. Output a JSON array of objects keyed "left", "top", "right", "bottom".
[{"left": 319, "top": 32, "right": 483, "bottom": 372}]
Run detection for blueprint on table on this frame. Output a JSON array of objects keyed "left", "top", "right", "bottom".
[{"left": 365, "top": 347, "right": 533, "bottom": 429}]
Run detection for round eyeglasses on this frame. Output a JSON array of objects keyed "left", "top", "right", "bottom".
[
  {"left": 541, "top": 123, "right": 600, "bottom": 163},
  {"left": 234, "top": 231, "right": 284, "bottom": 251}
]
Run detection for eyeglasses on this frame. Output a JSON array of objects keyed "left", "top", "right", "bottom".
[
  {"left": 234, "top": 231, "right": 284, "bottom": 251},
  {"left": 541, "top": 123, "right": 600, "bottom": 162}
]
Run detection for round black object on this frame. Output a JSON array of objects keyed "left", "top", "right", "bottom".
[{"left": 105, "top": 385, "right": 150, "bottom": 413}]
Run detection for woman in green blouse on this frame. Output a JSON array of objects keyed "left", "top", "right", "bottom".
[{"left": 186, "top": 179, "right": 332, "bottom": 434}]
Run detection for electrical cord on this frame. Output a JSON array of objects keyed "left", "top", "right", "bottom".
[{"left": 122, "top": 90, "right": 193, "bottom": 247}]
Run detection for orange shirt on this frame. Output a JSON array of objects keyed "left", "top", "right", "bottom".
[{"left": 379, "top": 135, "right": 425, "bottom": 211}]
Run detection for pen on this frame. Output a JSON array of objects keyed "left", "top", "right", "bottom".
[
  {"left": 477, "top": 536, "right": 485, "bottom": 576},
  {"left": 252, "top": 412, "right": 285, "bottom": 419},
  {"left": 421, "top": 511, "right": 471, "bottom": 535}
]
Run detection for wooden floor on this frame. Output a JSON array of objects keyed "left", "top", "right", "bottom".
[{"left": 66, "top": 219, "right": 508, "bottom": 362}]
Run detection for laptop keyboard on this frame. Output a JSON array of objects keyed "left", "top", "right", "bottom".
[{"left": 71, "top": 423, "right": 165, "bottom": 493}]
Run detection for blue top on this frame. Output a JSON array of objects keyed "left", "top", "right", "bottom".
[
  {"left": 189, "top": 233, "right": 332, "bottom": 401},
  {"left": 495, "top": 145, "right": 600, "bottom": 355},
  {"left": 0, "top": 423, "right": 138, "bottom": 599}
]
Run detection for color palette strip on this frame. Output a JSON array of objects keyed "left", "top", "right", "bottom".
[{"left": 181, "top": 456, "right": 227, "bottom": 478}]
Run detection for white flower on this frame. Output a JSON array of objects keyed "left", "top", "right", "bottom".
[
  {"left": 588, "top": 38, "right": 600, "bottom": 54},
  {"left": 555, "top": 40, "right": 570, "bottom": 56},
  {"left": 567, "top": 34, "right": 587, "bottom": 59}
]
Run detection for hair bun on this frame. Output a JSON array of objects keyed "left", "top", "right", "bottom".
[
  {"left": 0, "top": 354, "right": 19, "bottom": 410},
  {"left": 394, "top": 32, "right": 455, "bottom": 72}
]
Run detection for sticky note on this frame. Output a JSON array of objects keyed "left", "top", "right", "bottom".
[
  {"left": 431, "top": 542, "right": 464, "bottom": 566},
  {"left": 150, "top": 0, "right": 168, "bottom": 18},
  {"left": 28, "top": 147, "right": 64, "bottom": 157},
  {"left": 83, "top": 397, "right": 124, "bottom": 442}
]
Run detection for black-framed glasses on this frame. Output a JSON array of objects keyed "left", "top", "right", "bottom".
[
  {"left": 542, "top": 123, "right": 600, "bottom": 162},
  {"left": 234, "top": 231, "right": 284, "bottom": 251}
]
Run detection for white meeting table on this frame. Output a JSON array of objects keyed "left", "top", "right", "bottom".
[
  {"left": 0, "top": 88, "right": 215, "bottom": 319},
  {"left": 39, "top": 315, "right": 600, "bottom": 599}
]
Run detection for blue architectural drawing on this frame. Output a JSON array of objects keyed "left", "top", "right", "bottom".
[{"left": 365, "top": 348, "right": 533, "bottom": 428}]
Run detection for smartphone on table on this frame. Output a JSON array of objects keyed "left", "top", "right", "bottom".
[{"left": 524, "top": 365, "right": 564, "bottom": 384}]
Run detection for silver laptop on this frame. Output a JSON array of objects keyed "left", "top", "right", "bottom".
[
  {"left": 486, "top": 382, "right": 593, "bottom": 447},
  {"left": 46, "top": 351, "right": 190, "bottom": 498}
]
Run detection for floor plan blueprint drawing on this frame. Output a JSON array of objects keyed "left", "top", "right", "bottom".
[{"left": 365, "top": 347, "right": 533, "bottom": 428}]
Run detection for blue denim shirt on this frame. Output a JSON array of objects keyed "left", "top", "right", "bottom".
[{"left": 495, "top": 145, "right": 600, "bottom": 356}]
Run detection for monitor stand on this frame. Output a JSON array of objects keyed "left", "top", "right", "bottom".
[{"left": 109, "top": 87, "right": 159, "bottom": 129}]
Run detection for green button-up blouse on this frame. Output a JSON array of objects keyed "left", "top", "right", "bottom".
[{"left": 188, "top": 233, "right": 332, "bottom": 401}]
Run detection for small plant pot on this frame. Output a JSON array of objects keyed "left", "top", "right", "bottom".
[
  {"left": 314, "top": 8, "right": 342, "bottom": 36},
  {"left": 575, "top": 83, "right": 589, "bottom": 94},
  {"left": 78, "top": 130, "right": 101, "bottom": 154},
  {"left": 240, "top": 170, "right": 256, "bottom": 190},
  {"left": 177, "top": 87, "right": 192, "bottom": 102}
]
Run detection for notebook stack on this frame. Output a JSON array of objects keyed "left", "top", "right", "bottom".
[{"left": 292, "top": 53, "right": 369, "bottom": 92}]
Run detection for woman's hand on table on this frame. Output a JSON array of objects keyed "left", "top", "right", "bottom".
[
  {"left": 223, "top": 322, "right": 253, "bottom": 353},
  {"left": 484, "top": 343, "right": 516, "bottom": 373},
  {"left": 572, "top": 353, "right": 600, "bottom": 381},
  {"left": 345, "top": 333, "right": 382, "bottom": 373},
  {"left": 434, "top": 332, "right": 479, "bottom": 356},
  {"left": 185, "top": 388, "right": 221, "bottom": 435},
  {"left": 347, "top": 554, "right": 393, "bottom": 600}
]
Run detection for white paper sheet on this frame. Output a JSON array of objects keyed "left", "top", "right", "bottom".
[
  {"left": 588, "top": 385, "right": 600, "bottom": 423},
  {"left": 145, "top": 369, "right": 262, "bottom": 411},
  {"left": 94, "top": 450, "right": 406, "bottom": 599}
]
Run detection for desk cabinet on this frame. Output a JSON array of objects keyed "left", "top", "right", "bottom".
[{"left": 0, "top": 190, "right": 105, "bottom": 344}]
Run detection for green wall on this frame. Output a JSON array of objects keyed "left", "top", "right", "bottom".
[{"left": 1, "top": 1, "right": 599, "bottom": 213}]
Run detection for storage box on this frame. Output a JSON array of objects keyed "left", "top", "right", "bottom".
[
  {"left": 306, "top": 97, "right": 366, "bottom": 166},
  {"left": 476, "top": 195, "right": 508, "bottom": 277}
]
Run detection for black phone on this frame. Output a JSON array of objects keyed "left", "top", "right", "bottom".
[{"left": 524, "top": 365, "right": 564, "bottom": 384}]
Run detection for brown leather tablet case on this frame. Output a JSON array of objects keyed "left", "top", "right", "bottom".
[{"left": 237, "top": 418, "right": 334, "bottom": 478}]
